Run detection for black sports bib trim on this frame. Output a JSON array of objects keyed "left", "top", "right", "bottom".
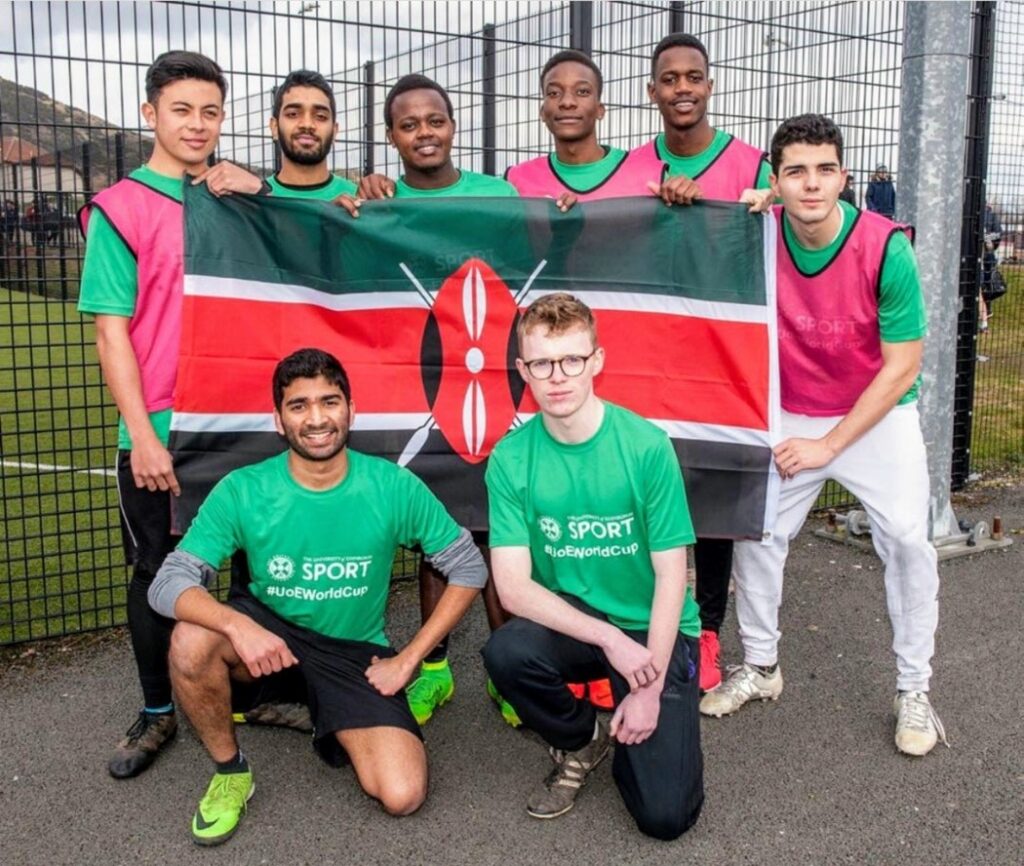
[
  {"left": 125, "top": 175, "right": 183, "bottom": 205},
  {"left": 874, "top": 225, "right": 915, "bottom": 299},
  {"left": 271, "top": 173, "right": 337, "bottom": 192},
  {"left": 80, "top": 202, "right": 137, "bottom": 260},
  {"left": 545, "top": 146, "right": 630, "bottom": 195},
  {"left": 782, "top": 205, "right": 863, "bottom": 279},
  {"left": 656, "top": 132, "right": 735, "bottom": 181}
]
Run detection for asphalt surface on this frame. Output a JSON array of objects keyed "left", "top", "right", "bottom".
[{"left": 1, "top": 483, "right": 1021, "bottom": 866}]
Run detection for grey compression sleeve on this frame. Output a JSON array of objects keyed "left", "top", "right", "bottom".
[
  {"left": 424, "top": 527, "right": 488, "bottom": 589},
  {"left": 148, "top": 549, "right": 219, "bottom": 619}
]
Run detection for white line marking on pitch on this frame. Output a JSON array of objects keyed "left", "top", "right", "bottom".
[{"left": 1, "top": 459, "right": 116, "bottom": 478}]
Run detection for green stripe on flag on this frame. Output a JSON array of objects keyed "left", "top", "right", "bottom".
[{"left": 183, "top": 185, "right": 766, "bottom": 306}]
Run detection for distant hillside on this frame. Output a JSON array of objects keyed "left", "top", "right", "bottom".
[{"left": 1, "top": 76, "right": 151, "bottom": 191}]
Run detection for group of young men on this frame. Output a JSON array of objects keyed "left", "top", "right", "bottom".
[{"left": 77, "top": 33, "right": 946, "bottom": 848}]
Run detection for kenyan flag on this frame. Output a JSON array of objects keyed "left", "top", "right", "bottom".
[{"left": 171, "top": 185, "right": 780, "bottom": 538}]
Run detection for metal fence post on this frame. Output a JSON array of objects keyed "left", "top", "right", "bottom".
[
  {"left": 363, "top": 60, "right": 375, "bottom": 177},
  {"left": 951, "top": 1, "right": 997, "bottom": 488},
  {"left": 114, "top": 132, "right": 125, "bottom": 181},
  {"left": 482, "top": 23, "right": 496, "bottom": 176},
  {"left": 897, "top": 1, "right": 974, "bottom": 539},
  {"left": 81, "top": 141, "right": 93, "bottom": 204},
  {"left": 54, "top": 150, "right": 67, "bottom": 298},
  {"left": 569, "top": 1, "right": 593, "bottom": 54},
  {"left": 668, "top": 2, "right": 686, "bottom": 34}
]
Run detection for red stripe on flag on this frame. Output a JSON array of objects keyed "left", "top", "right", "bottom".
[
  {"left": 177, "top": 296, "right": 431, "bottom": 414},
  {"left": 517, "top": 310, "right": 769, "bottom": 430},
  {"left": 599, "top": 310, "right": 769, "bottom": 429},
  {"left": 177, "top": 298, "right": 768, "bottom": 431}
]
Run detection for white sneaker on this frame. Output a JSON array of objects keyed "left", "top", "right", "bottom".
[
  {"left": 699, "top": 663, "right": 783, "bottom": 717},
  {"left": 894, "top": 691, "right": 949, "bottom": 756}
]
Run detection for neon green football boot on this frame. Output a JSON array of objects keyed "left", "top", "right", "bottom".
[
  {"left": 486, "top": 678, "right": 523, "bottom": 728},
  {"left": 191, "top": 767, "right": 255, "bottom": 846},
  {"left": 406, "top": 659, "right": 455, "bottom": 725}
]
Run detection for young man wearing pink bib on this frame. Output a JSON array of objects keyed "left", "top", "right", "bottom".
[
  {"left": 505, "top": 50, "right": 662, "bottom": 204},
  {"left": 77, "top": 51, "right": 231, "bottom": 778},
  {"left": 700, "top": 114, "right": 947, "bottom": 758},
  {"left": 638, "top": 33, "right": 776, "bottom": 694}
]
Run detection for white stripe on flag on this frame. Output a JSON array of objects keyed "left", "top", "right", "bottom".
[
  {"left": 183, "top": 275, "right": 429, "bottom": 311},
  {"left": 518, "top": 289, "right": 770, "bottom": 325},
  {"left": 171, "top": 412, "right": 433, "bottom": 434},
  {"left": 513, "top": 413, "right": 771, "bottom": 448},
  {"left": 174, "top": 410, "right": 770, "bottom": 447},
  {"left": 185, "top": 276, "right": 768, "bottom": 324}
]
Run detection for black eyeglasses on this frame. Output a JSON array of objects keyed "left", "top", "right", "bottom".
[{"left": 521, "top": 350, "right": 598, "bottom": 380}]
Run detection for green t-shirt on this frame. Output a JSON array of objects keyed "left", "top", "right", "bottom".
[
  {"left": 78, "top": 165, "right": 184, "bottom": 449},
  {"left": 486, "top": 402, "right": 700, "bottom": 636},
  {"left": 266, "top": 172, "right": 357, "bottom": 200},
  {"left": 657, "top": 128, "right": 772, "bottom": 189},
  {"left": 179, "top": 450, "right": 461, "bottom": 644},
  {"left": 394, "top": 169, "right": 519, "bottom": 198},
  {"left": 782, "top": 200, "right": 926, "bottom": 404},
  {"left": 549, "top": 146, "right": 628, "bottom": 192}
]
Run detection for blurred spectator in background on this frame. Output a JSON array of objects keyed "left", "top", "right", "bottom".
[
  {"left": 2, "top": 199, "right": 18, "bottom": 243},
  {"left": 866, "top": 164, "right": 895, "bottom": 218},
  {"left": 979, "top": 201, "right": 1004, "bottom": 334},
  {"left": 839, "top": 173, "right": 857, "bottom": 207}
]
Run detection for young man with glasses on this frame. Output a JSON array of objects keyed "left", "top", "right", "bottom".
[{"left": 482, "top": 293, "right": 704, "bottom": 839}]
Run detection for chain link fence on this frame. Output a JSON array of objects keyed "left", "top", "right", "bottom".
[{"left": 0, "top": 0, "right": 1016, "bottom": 645}]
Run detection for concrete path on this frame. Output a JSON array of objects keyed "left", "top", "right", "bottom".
[{"left": 1, "top": 485, "right": 1021, "bottom": 866}]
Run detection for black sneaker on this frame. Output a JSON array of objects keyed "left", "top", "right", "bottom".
[{"left": 108, "top": 711, "right": 178, "bottom": 779}]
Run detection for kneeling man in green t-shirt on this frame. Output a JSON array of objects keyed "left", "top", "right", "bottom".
[
  {"left": 149, "top": 348, "right": 486, "bottom": 846},
  {"left": 482, "top": 294, "right": 704, "bottom": 840}
]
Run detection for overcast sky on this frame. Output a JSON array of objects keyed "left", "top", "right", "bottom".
[{"left": 1, "top": 0, "right": 1020, "bottom": 210}]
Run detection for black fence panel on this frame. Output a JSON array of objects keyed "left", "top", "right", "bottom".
[
  {"left": 959, "top": 0, "right": 1024, "bottom": 483},
  {"left": 0, "top": 1, "right": 1012, "bottom": 645}
]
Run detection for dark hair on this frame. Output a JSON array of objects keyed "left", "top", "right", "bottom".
[
  {"left": 770, "top": 113, "right": 844, "bottom": 175},
  {"left": 384, "top": 74, "right": 454, "bottom": 129},
  {"left": 650, "top": 33, "right": 709, "bottom": 78},
  {"left": 273, "top": 69, "right": 337, "bottom": 119},
  {"left": 540, "top": 49, "right": 603, "bottom": 98},
  {"left": 272, "top": 348, "right": 352, "bottom": 410},
  {"left": 145, "top": 50, "right": 227, "bottom": 104}
]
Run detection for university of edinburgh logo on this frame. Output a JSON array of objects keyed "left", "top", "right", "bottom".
[
  {"left": 266, "top": 554, "right": 295, "bottom": 582},
  {"left": 538, "top": 516, "right": 562, "bottom": 542}
]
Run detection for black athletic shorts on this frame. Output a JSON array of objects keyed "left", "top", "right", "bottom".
[
  {"left": 227, "top": 592, "right": 422, "bottom": 767},
  {"left": 115, "top": 450, "right": 178, "bottom": 574}
]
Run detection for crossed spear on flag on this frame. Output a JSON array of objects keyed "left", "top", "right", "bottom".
[{"left": 394, "top": 257, "right": 548, "bottom": 468}]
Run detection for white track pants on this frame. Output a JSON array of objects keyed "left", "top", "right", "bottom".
[{"left": 733, "top": 403, "right": 939, "bottom": 692}]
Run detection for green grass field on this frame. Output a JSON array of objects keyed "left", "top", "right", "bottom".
[
  {"left": 0, "top": 282, "right": 420, "bottom": 643},
  {"left": 2, "top": 263, "right": 1021, "bottom": 645},
  {"left": 971, "top": 263, "right": 1024, "bottom": 469},
  {"left": 0, "top": 284, "right": 126, "bottom": 644}
]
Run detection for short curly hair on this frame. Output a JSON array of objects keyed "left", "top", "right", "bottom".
[
  {"left": 770, "top": 114, "right": 844, "bottom": 175},
  {"left": 516, "top": 293, "right": 598, "bottom": 352}
]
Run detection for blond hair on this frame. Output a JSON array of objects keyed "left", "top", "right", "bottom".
[{"left": 516, "top": 292, "right": 598, "bottom": 352}]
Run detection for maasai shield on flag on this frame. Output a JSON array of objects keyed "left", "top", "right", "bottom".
[{"left": 171, "top": 185, "right": 779, "bottom": 538}]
